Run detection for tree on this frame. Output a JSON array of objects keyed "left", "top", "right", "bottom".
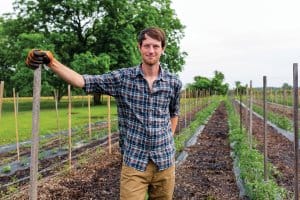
[
  {"left": 1, "top": 0, "right": 186, "bottom": 100},
  {"left": 71, "top": 51, "right": 110, "bottom": 104},
  {"left": 281, "top": 82, "right": 292, "bottom": 90}
]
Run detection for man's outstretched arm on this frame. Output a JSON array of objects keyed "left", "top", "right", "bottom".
[{"left": 26, "top": 49, "right": 85, "bottom": 88}]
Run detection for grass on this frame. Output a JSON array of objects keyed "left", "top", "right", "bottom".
[{"left": 0, "top": 95, "right": 118, "bottom": 145}]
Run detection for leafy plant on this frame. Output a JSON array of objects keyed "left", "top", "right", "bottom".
[
  {"left": 1, "top": 165, "right": 11, "bottom": 173},
  {"left": 226, "top": 98, "right": 290, "bottom": 199}
]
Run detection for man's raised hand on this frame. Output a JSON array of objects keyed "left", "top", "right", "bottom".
[{"left": 25, "top": 49, "right": 54, "bottom": 69}]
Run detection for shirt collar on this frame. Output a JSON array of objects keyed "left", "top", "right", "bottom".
[{"left": 135, "top": 64, "right": 167, "bottom": 81}]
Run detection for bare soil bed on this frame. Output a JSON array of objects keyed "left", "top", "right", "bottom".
[{"left": 174, "top": 102, "right": 242, "bottom": 199}]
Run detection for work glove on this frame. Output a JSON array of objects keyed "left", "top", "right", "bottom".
[{"left": 25, "top": 49, "right": 54, "bottom": 69}]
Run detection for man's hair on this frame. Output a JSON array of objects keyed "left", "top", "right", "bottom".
[{"left": 137, "top": 27, "right": 166, "bottom": 48}]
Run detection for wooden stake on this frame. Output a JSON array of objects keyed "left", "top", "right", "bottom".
[
  {"left": 293, "top": 63, "right": 299, "bottom": 200},
  {"left": 29, "top": 65, "right": 42, "bottom": 200},
  {"left": 68, "top": 85, "right": 72, "bottom": 170},
  {"left": 184, "top": 90, "right": 187, "bottom": 128},
  {"left": 54, "top": 89, "right": 61, "bottom": 149},
  {"left": 88, "top": 95, "right": 92, "bottom": 139},
  {"left": 13, "top": 88, "right": 20, "bottom": 161},
  {"left": 249, "top": 80, "right": 253, "bottom": 149},
  {"left": 263, "top": 76, "right": 268, "bottom": 181},
  {"left": 107, "top": 96, "right": 111, "bottom": 154},
  {"left": 0, "top": 81, "right": 4, "bottom": 122}
]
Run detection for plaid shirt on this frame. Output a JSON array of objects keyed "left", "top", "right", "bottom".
[{"left": 82, "top": 65, "right": 182, "bottom": 171}]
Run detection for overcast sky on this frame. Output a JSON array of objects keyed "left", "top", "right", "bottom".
[
  {"left": 2, "top": 1, "right": 300, "bottom": 88},
  {"left": 171, "top": 0, "right": 300, "bottom": 88}
]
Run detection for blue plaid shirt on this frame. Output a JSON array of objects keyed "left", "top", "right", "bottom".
[{"left": 82, "top": 65, "right": 182, "bottom": 171}]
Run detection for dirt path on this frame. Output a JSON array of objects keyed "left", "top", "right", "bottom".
[{"left": 174, "top": 102, "right": 242, "bottom": 199}]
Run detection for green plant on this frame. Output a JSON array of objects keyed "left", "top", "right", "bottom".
[
  {"left": 252, "top": 104, "right": 293, "bottom": 132},
  {"left": 226, "top": 98, "right": 290, "bottom": 199},
  {"left": 1, "top": 165, "right": 12, "bottom": 173}
]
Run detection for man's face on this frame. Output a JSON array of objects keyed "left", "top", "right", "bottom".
[{"left": 138, "top": 34, "right": 164, "bottom": 66}]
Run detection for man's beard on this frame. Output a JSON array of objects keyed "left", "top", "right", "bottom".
[{"left": 143, "top": 57, "right": 159, "bottom": 66}]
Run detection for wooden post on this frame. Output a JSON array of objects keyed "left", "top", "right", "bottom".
[
  {"left": 0, "top": 81, "right": 4, "bottom": 122},
  {"left": 263, "top": 76, "right": 268, "bottom": 181},
  {"left": 29, "top": 65, "right": 42, "bottom": 200},
  {"left": 107, "top": 96, "right": 111, "bottom": 154},
  {"left": 249, "top": 81, "right": 253, "bottom": 149},
  {"left": 239, "top": 92, "right": 242, "bottom": 132},
  {"left": 184, "top": 90, "right": 187, "bottom": 128},
  {"left": 13, "top": 88, "right": 20, "bottom": 161},
  {"left": 88, "top": 94, "right": 92, "bottom": 139},
  {"left": 54, "top": 89, "right": 61, "bottom": 149},
  {"left": 68, "top": 85, "right": 72, "bottom": 170},
  {"left": 293, "top": 63, "right": 299, "bottom": 200}
]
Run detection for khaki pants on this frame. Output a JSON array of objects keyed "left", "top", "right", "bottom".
[{"left": 120, "top": 160, "right": 175, "bottom": 200}]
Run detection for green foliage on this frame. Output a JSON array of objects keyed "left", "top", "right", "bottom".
[
  {"left": 1, "top": 165, "right": 11, "bottom": 173},
  {"left": 187, "top": 71, "right": 229, "bottom": 95},
  {"left": 1, "top": 0, "right": 185, "bottom": 98},
  {"left": 225, "top": 99, "right": 289, "bottom": 199},
  {"left": 252, "top": 104, "right": 293, "bottom": 132}
]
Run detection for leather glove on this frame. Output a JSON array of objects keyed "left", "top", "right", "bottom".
[{"left": 25, "top": 49, "right": 54, "bottom": 69}]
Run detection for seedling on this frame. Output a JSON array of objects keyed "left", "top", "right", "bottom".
[{"left": 2, "top": 165, "right": 11, "bottom": 173}]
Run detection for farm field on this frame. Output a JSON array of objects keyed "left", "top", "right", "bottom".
[
  {"left": 1, "top": 0, "right": 300, "bottom": 199},
  {"left": 0, "top": 94, "right": 213, "bottom": 199},
  {"left": 0, "top": 94, "right": 298, "bottom": 199},
  {"left": 7, "top": 99, "right": 244, "bottom": 199}
]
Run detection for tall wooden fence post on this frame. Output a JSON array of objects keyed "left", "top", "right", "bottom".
[
  {"left": 184, "top": 90, "right": 187, "bottom": 128},
  {"left": 68, "top": 85, "right": 72, "bottom": 170},
  {"left": 54, "top": 89, "right": 61, "bottom": 149},
  {"left": 293, "top": 63, "right": 299, "bottom": 200},
  {"left": 0, "top": 81, "right": 4, "bottom": 122},
  {"left": 107, "top": 96, "right": 111, "bottom": 154},
  {"left": 88, "top": 95, "right": 92, "bottom": 140},
  {"left": 239, "top": 92, "right": 242, "bottom": 132},
  {"left": 263, "top": 76, "right": 268, "bottom": 181},
  {"left": 13, "top": 88, "right": 20, "bottom": 161},
  {"left": 29, "top": 65, "right": 42, "bottom": 200},
  {"left": 249, "top": 80, "right": 253, "bottom": 149}
]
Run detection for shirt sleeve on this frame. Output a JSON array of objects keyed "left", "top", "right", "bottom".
[
  {"left": 169, "top": 79, "right": 182, "bottom": 117},
  {"left": 82, "top": 70, "right": 122, "bottom": 96}
]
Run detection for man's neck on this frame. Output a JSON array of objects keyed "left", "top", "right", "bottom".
[{"left": 141, "top": 63, "right": 160, "bottom": 78}]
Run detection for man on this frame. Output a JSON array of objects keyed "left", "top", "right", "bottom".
[{"left": 26, "top": 27, "right": 182, "bottom": 200}]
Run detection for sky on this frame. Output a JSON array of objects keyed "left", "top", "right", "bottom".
[{"left": 1, "top": 0, "right": 300, "bottom": 88}]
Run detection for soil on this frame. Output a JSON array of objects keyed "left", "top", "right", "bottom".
[
  {"left": 9, "top": 102, "right": 242, "bottom": 200},
  {"left": 174, "top": 102, "right": 242, "bottom": 199}
]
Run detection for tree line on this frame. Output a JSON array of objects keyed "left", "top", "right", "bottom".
[
  {"left": 0, "top": 0, "right": 186, "bottom": 103},
  {"left": 186, "top": 71, "right": 229, "bottom": 95}
]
